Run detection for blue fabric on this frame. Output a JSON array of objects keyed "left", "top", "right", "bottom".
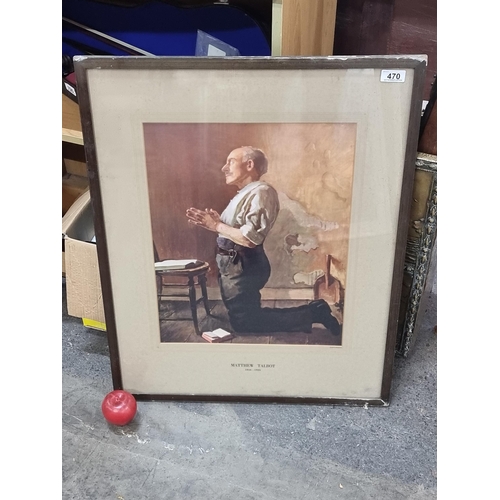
[{"left": 62, "top": 0, "right": 270, "bottom": 57}]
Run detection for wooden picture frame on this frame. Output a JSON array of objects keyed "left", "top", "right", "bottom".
[{"left": 74, "top": 55, "right": 426, "bottom": 405}]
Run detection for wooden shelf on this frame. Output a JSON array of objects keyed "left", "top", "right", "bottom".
[
  {"left": 62, "top": 94, "right": 83, "bottom": 145},
  {"left": 62, "top": 94, "right": 88, "bottom": 216},
  {"left": 272, "top": 0, "right": 337, "bottom": 56}
]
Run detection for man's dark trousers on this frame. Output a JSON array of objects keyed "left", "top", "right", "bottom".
[{"left": 216, "top": 244, "right": 313, "bottom": 333}]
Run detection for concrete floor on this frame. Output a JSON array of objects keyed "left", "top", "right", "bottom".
[{"left": 62, "top": 282, "right": 437, "bottom": 500}]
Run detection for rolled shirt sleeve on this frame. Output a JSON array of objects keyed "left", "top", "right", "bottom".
[
  {"left": 220, "top": 181, "right": 280, "bottom": 246},
  {"left": 239, "top": 187, "right": 280, "bottom": 245}
]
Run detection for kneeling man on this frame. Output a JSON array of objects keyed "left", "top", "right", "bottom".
[{"left": 186, "top": 146, "right": 341, "bottom": 336}]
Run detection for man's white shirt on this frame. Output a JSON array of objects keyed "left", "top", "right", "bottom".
[{"left": 219, "top": 181, "right": 280, "bottom": 246}]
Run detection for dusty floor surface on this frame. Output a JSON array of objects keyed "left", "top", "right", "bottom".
[{"left": 62, "top": 283, "right": 437, "bottom": 500}]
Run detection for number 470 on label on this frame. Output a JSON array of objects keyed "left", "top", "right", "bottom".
[{"left": 380, "top": 70, "right": 406, "bottom": 83}]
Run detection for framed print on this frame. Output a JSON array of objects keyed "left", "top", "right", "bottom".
[{"left": 74, "top": 55, "right": 426, "bottom": 405}]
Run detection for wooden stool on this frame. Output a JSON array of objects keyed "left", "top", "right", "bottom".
[{"left": 156, "top": 262, "right": 211, "bottom": 335}]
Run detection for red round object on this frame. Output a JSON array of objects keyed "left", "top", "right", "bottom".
[{"left": 101, "top": 390, "right": 137, "bottom": 426}]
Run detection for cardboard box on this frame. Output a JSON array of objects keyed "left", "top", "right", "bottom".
[{"left": 62, "top": 190, "right": 106, "bottom": 329}]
